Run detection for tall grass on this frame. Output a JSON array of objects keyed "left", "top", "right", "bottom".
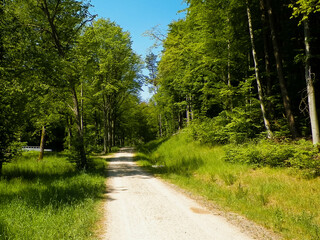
[
  {"left": 136, "top": 132, "right": 320, "bottom": 240},
  {"left": 0, "top": 152, "right": 106, "bottom": 240}
]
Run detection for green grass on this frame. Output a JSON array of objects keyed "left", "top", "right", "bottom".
[
  {"left": 0, "top": 152, "right": 107, "bottom": 240},
  {"left": 136, "top": 132, "right": 320, "bottom": 240}
]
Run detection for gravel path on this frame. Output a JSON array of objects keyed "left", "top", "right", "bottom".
[{"left": 101, "top": 148, "right": 261, "bottom": 240}]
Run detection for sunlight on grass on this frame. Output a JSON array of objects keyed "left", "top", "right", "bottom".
[{"left": 0, "top": 152, "right": 107, "bottom": 240}]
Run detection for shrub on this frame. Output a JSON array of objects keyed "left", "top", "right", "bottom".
[
  {"left": 187, "top": 107, "right": 262, "bottom": 145},
  {"left": 224, "top": 139, "right": 320, "bottom": 176},
  {"left": 287, "top": 140, "right": 320, "bottom": 177}
]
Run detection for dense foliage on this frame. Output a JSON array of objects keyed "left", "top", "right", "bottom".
[
  {"left": 0, "top": 0, "right": 158, "bottom": 173},
  {"left": 148, "top": 0, "right": 320, "bottom": 145}
]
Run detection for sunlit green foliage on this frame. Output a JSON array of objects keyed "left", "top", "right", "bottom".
[
  {"left": 151, "top": 0, "right": 320, "bottom": 144},
  {"left": 0, "top": 1, "right": 156, "bottom": 173}
]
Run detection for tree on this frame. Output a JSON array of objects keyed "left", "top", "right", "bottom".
[
  {"left": 246, "top": 0, "right": 273, "bottom": 138},
  {"left": 0, "top": 0, "right": 30, "bottom": 175},
  {"left": 265, "top": 0, "right": 298, "bottom": 138},
  {"left": 290, "top": 0, "right": 320, "bottom": 144},
  {"left": 79, "top": 18, "right": 142, "bottom": 152},
  {"left": 12, "top": 0, "right": 95, "bottom": 168}
]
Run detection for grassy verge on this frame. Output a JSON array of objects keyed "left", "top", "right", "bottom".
[
  {"left": 135, "top": 133, "right": 320, "bottom": 240},
  {"left": 0, "top": 151, "right": 107, "bottom": 240}
]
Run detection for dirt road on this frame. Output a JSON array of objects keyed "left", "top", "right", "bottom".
[{"left": 102, "top": 148, "right": 255, "bottom": 240}]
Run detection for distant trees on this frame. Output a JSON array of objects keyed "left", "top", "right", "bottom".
[
  {"left": 0, "top": 1, "right": 157, "bottom": 175},
  {"left": 79, "top": 19, "right": 143, "bottom": 153}
]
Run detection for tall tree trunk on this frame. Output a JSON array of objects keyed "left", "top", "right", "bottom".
[
  {"left": 260, "top": 0, "right": 273, "bottom": 114},
  {"left": 304, "top": 17, "right": 319, "bottom": 144},
  {"left": 0, "top": 0, "right": 4, "bottom": 63},
  {"left": 111, "top": 117, "right": 115, "bottom": 148},
  {"left": 246, "top": 0, "right": 273, "bottom": 139},
  {"left": 38, "top": 125, "right": 46, "bottom": 161},
  {"left": 186, "top": 95, "right": 190, "bottom": 126},
  {"left": 71, "top": 86, "right": 87, "bottom": 169},
  {"left": 265, "top": 0, "right": 298, "bottom": 138},
  {"left": 108, "top": 110, "right": 112, "bottom": 152},
  {"left": 227, "top": 39, "right": 233, "bottom": 110},
  {"left": 159, "top": 113, "right": 162, "bottom": 137},
  {"left": 190, "top": 94, "right": 194, "bottom": 121},
  {"left": 80, "top": 83, "right": 84, "bottom": 132},
  {"left": 0, "top": 161, "right": 2, "bottom": 178},
  {"left": 66, "top": 115, "right": 72, "bottom": 149},
  {"left": 103, "top": 108, "right": 108, "bottom": 154},
  {"left": 94, "top": 111, "right": 99, "bottom": 147},
  {"left": 102, "top": 94, "right": 108, "bottom": 153}
]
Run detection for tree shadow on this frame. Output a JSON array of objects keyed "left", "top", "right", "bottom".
[
  {"left": 137, "top": 137, "right": 169, "bottom": 154},
  {"left": 0, "top": 158, "right": 107, "bottom": 210},
  {"left": 107, "top": 164, "right": 152, "bottom": 180}
]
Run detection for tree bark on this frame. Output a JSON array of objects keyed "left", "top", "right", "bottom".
[
  {"left": 227, "top": 39, "right": 233, "bottom": 110},
  {"left": 186, "top": 95, "right": 190, "bottom": 126},
  {"left": 103, "top": 108, "right": 108, "bottom": 153},
  {"left": 190, "top": 94, "right": 194, "bottom": 121},
  {"left": 108, "top": 109, "right": 112, "bottom": 152},
  {"left": 38, "top": 125, "right": 46, "bottom": 161},
  {"left": 260, "top": 0, "right": 273, "bottom": 114},
  {"left": 71, "top": 86, "right": 87, "bottom": 169},
  {"left": 246, "top": 0, "right": 273, "bottom": 139},
  {"left": 159, "top": 113, "right": 162, "bottom": 137},
  {"left": 0, "top": 161, "right": 2, "bottom": 178},
  {"left": 66, "top": 115, "right": 72, "bottom": 149},
  {"left": 111, "top": 117, "right": 115, "bottom": 148},
  {"left": 80, "top": 83, "right": 84, "bottom": 132},
  {"left": 265, "top": 0, "right": 298, "bottom": 138},
  {"left": 304, "top": 17, "right": 319, "bottom": 144},
  {"left": 0, "top": 0, "right": 4, "bottom": 63}
]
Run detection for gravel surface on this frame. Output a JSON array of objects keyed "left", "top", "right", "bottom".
[{"left": 100, "top": 148, "right": 279, "bottom": 240}]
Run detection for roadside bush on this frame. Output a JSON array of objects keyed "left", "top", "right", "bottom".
[
  {"left": 224, "top": 140, "right": 295, "bottom": 167},
  {"left": 287, "top": 140, "right": 320, "bottom": 177},
  {"left": 224, "top": 139, "right": 320, "bottom": 176},
  {"left": 187, "top": 107, "right": 262, "bottom": 145}
]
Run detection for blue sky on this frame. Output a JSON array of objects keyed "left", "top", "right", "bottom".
[{"left": 89, "top": 0, "right": 187, "bottom": 101}]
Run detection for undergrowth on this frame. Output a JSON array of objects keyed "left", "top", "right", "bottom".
[
  {"left": 224, "top": 139, "right": 320, "bottom": 178},
  {"left": 136, "top": 131, "right": 320, "bottom": 240},
  {"left": 0, "top": 151, "right": 107, "bottom": 240}
]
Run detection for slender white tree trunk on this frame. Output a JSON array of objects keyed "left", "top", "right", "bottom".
[
  {"left": 246, "top": 0, "right": 273, "bottom": 139},
  {"left": 304, "top": 17, "right": 319, "bottom": 144}
]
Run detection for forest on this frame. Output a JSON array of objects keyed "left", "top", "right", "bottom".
[
  {"left": 149, "top": 0, "right": 320, "bottom": 145},
  {"left": 1, "top": 0, "right": 320, "bottom": 239},
  {"left": 0, "top": 0, "right": 159, "bottom": 174},
  {"left": 0, "top": 0, "right": 320, "bottom": 171}
]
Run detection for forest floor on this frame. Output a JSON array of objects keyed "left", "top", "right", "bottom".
[{"left": 99, "top": 148, "right": 279, "bottom": 240}]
